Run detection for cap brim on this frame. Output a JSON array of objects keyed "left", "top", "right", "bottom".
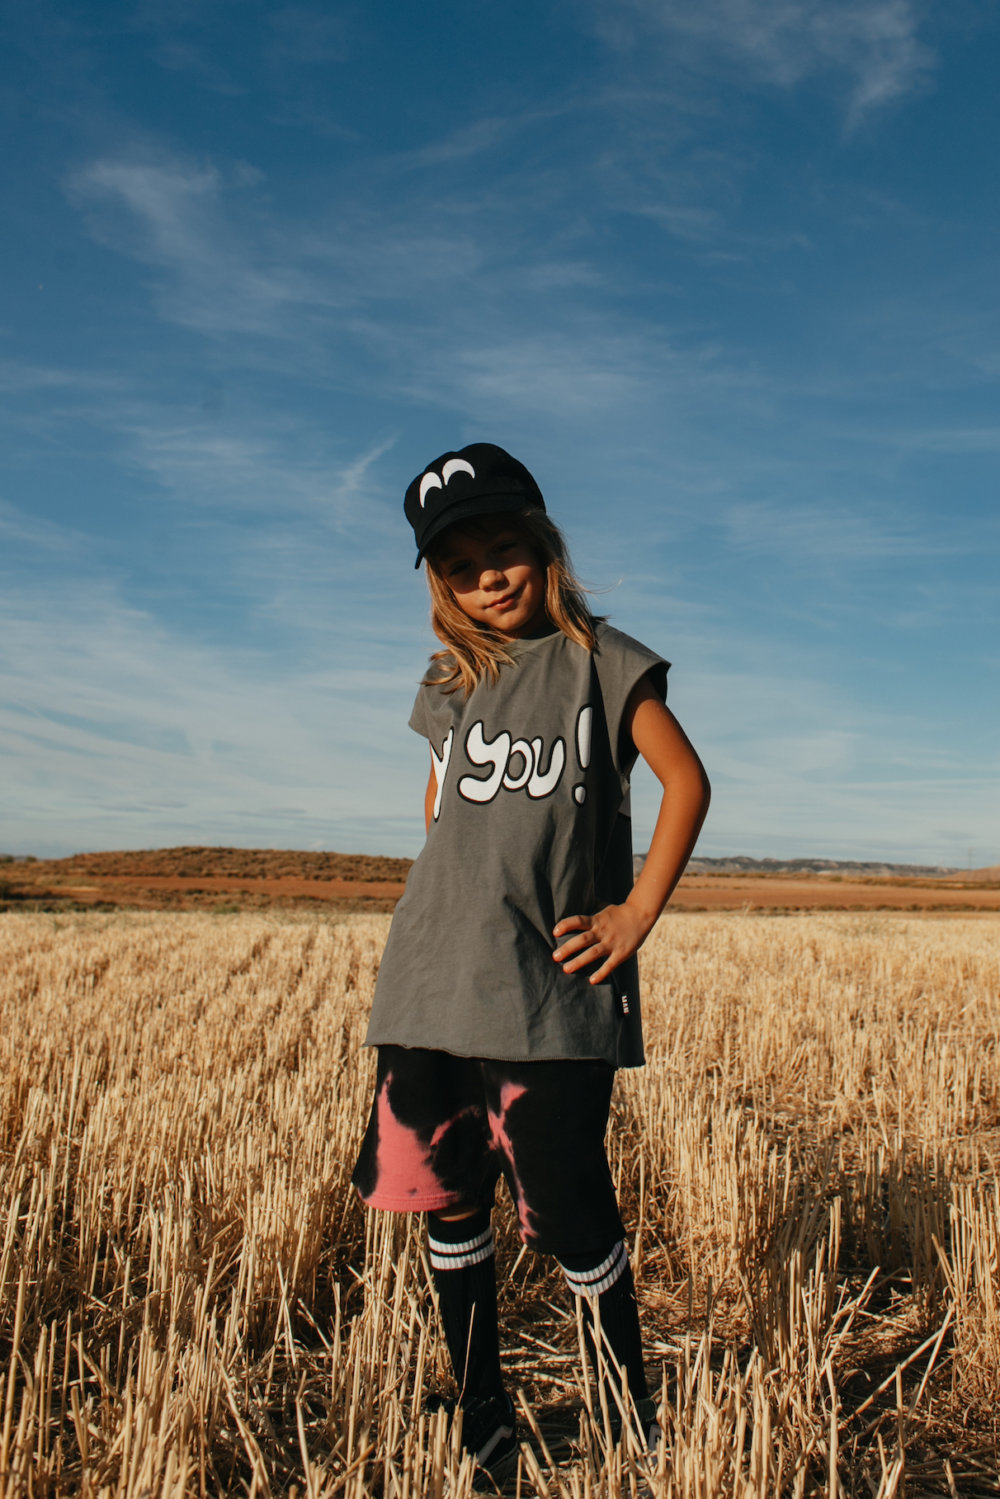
[{"left": 413, "top": 492, "right": 542, "bottom": 567}]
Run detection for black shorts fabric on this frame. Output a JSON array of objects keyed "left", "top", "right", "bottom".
[{"left": 352, "top": 1045, "right": 625, "bottom": 1256}]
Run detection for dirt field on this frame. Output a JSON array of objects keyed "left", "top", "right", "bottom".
[
  {"left": 674, "top": 871, "right": 1000, "bottom": 913},
  {"left": 4, "top": 846, "right": 1000, "bottom": 914},
  {"left": 2, "top": 909, "right": 999, "bottom": 1495}
]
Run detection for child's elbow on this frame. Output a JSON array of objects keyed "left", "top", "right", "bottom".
[{"left": 688, "top": 759, "right": 711, "bottom": 820}]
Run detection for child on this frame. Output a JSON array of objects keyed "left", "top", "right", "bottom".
[{"left": 352, "top": 442, "right": 710, "bottom": 1482}]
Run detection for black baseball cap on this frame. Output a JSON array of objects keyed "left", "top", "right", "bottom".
[{"left": 404, "top": 442, "right": 545, "bottom": 567}]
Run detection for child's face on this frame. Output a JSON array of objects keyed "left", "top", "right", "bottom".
[{"left": 435, "top": 516, "right": 548, "bottom": 640}]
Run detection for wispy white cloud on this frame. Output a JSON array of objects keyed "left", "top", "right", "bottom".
[
  {"left": 0, "top": 570, "right": 429, "bottom": 858},
  {"left": 111, "top": 410, "right": 401, "bottom": 538},
  {"left": 0, "top": 498, "right": 87, "bottom": 556},
  {"left": 0, "top": 350, "right": 402, "bottom": 538},
  {"left": 0, "top": 360, "right": 121, "bottom": 395},
  {"left": 62, "top": 142, "right": 799, "bottom": 429},
  {"left": 717, "top": 498, "right": 930, "bottom": 564},
  {"left": 390, "top": 317, "right": 774, "bottom": 428},
  {"left": 398, "top": 116, "right": 525, "bottom": 169},
  {"left": 146, "top": 37, "right": 244, "bottom": 95},
  {"left": 594, "top": 0, "right": 935, "bottom": 122},
  {"left": 266, "top": 5, "right": 353, "bottom": 65},
  {"left": 636, "top": 201, "right": 814, "bottom": 257},
  {"left": 447, "top": 335, "right": 649, "bottom": 418},
  {"left": 127, "top": 0, "right": 352, "bottom": 73},
  {"left": 66, "top": 149, "right": 508, "bottom": 351},
  {"left": 902, "top": 425, "right": 1000, "bottom": 454},
  {"left": 636, "top": 203, "right": 727, "bottom": 245},
  {"left": 69, "top": 156, "right": 335, "bottom": 336},
  {"left": 625, "top": 643, "right": 997, "bottom": 865},
  {"left": 329, "top": 434, "right": 399, "bottom": 504},
  {"left": 4, "top": 518, "right": 988, "bottom": 867}
]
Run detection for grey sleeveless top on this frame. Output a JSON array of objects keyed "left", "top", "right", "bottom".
[{"left": 364, "top": 622, "right": 669, "bottom": 1067}]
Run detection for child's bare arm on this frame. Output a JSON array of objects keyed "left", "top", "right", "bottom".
[
  {"left": 424, "top": 760, "right": 437, "bottom": 833},
  {"left": 552, "top": 676, "right": 710, "bottom": 985}
]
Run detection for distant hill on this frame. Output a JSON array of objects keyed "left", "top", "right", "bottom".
[
  {"left": 5, "top": 846, "right": 413, "bottom": 882},
  {"left": 3, "top": 849, "right": 993, "bottom": 882},
  {"left": 3, "top": 846, "right": 998, "bottom": 915},
  {"left": 0, "top": 846, "right": 412, "bottom": 915},
  {"left": 673, "top": 855, "right": 963, "bottom": 877}
]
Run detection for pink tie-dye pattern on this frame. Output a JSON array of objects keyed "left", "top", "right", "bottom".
[
  {"left": 429, "top": 1107, "right": 476, "bottom": 1150},
  {"left": 487, "top": 1081, "right": 537, "bottom": 1240},
  {"left": 371, "top": 1072, "right": 445, "bottom": 1201}
]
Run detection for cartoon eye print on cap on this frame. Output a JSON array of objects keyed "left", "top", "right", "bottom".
[{"left": 419, "top": 457, "right": 477, "bottom": 507}]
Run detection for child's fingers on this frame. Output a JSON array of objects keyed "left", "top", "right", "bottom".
[
  {"left": 551, "top": 919, "right": 597, "bottom": 963},
  {"left": 587, "top": 957, "right": 618, "bottom": 985},
  {"left": 563, "top": 941, "right": 622, "bottom": 982},
  {"left": 553, "top": 911, "right": 622, "bottom": 965},
  {"left": 554, "top": 903, "right": 645, "bottom": 979},
  {"left": 559, "top": 943, "right": 604, "bottom": 973},
  {"left": 552, "top": 914, "right": 590, "bottom": 939},
  {"left": 553, "top": 927, "right": 617, "bottom": 976}
]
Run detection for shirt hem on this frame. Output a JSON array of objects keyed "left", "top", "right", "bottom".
[
  {"left": 355, "top": 1185, "right": 466, "bottom": 1213},
  {"left": 363, "top": 1037, "right": 644, "bottom": 1068}
]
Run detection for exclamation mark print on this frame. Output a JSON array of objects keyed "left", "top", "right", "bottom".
[{"left": 573, "top": 705, "right": 592, "bottom": 804}]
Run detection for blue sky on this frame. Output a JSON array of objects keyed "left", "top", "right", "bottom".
[{"left": 2, "top": 0, "right": 998, "bottom": 865}]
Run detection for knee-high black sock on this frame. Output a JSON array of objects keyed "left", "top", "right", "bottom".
[
  {"left": 559, "top": 1240, "right": 648, "bottom": 1407},
  {"left": 427, "top": 1208, "right": 504, "bottom": 1406}
]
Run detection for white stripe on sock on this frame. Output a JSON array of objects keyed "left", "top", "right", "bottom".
[
  {"left": 428, "top": 1225, "right": 494, "bottom": 1271},
  {"left": 559, "top": 1239, "right": 628, "bottom": 1299}
]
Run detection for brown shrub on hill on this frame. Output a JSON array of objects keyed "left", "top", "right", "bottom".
[{"left": 25, "top": 845, "right": 414, "bottom": 882}]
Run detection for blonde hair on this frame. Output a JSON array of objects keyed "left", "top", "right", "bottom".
[{"left": 422, "top": 509, "right": 600, "bottom": 695}]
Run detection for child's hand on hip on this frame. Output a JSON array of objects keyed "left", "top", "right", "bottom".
[{"left": 552, "top": 903, "right": 651, "bottom": 985}]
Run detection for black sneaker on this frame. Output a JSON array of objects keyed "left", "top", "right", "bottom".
[
  {"left": 607, "top": 1393, "right": 661, "bottom": 1451},
  {"left": 463, "top": 1393, "right": 518, "bottom": 1490},
  {"left": 634, "top": 1394, "right": 661, "bottom": 1451},
  {"left": 426, "top": 1391, "right": 518, "bottom": 1490}
]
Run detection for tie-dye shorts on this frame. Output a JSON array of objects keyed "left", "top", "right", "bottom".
[{"left": 351, "top": 1045, "right": 625, "bottom": 1256}]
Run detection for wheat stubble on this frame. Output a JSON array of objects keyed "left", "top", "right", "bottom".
[{"left": 1, "top": 911, "right": 998, "bottom": 1495}]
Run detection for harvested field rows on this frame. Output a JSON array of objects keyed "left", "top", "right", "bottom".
[{"left": 1, "top": 911, "right": 999, "bottom": 1495}]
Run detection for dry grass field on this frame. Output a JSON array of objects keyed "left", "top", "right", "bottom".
[{"left": 1, "top": 910, "right": 999, "bottom": 1496}]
